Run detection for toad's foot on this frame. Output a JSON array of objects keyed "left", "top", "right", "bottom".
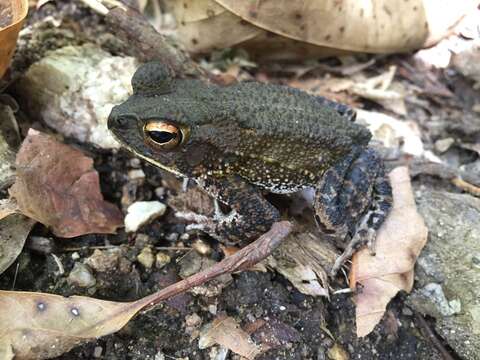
[
  {"left": 176, "top": 201, "right": 244, "bottom": 245},
  {"left": 314, "top": 148, "right": 392, "bottom": 276},
  {"left": 177, "top": 175, "right": 280, "bottom": 245},
  {"left": 330, "top": 213, "right": 377, "bottom": 276}
]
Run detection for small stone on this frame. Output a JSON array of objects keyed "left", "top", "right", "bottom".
[
  {"left": 155, "top": 252, "right": 171, "bottom": 269},
  {"left": 155, "top": 187, "right": 166, "bottom": 198},
  {"left": 402, "top": 306, "right": 413, "bottom": 316},
  {"left": 192, "top": 239, "right": 212, "bottom": 255},
  {"left": 185, "top": 313, "right": 202, "bottom": 335},
  {"left": 68, "top": 263, "right": 96, "bottom": 288},
  {"left": 26, "top": 236, "right": 55, "bottom": 254},
  {"left": 93, "top": 346, "right": 103, "bottom": 358},
  {"left": 71, "top": 252, "right": 80, "bottom": 261},
  {"left": 85, "top": 248, "right": 123, "bottom": 273},
  {"left": 154, "top": 351, "right": 165, "bottom": 360},
  {"left": 434, "top": 137, "right": 455, "bottom": 153},
  {"left": 208, "top": 304, "right": 217, "bottom": 315},
  {"left": 186, "top": 313, "right": 202, "bottom": 327},
  {"left": 128, "top": 169, "right": 145, "bottom": 181},
  {"left": 134, "top": 233, "right": 151, "bottom": 248},
  {"left": 179, "top": 233, "right": 190, "bottom": 241},
  {"left": 129, "top": 158, "right": 141, "bottom": 168},
  {"left": 327, "top": 343, "right": 349, "bottom": 360},
  {"left": 124, "top": 201, "right": 166, "bottom": 232},
  {"left": 165, "top": 232, "right": 179, "bottom": 242},
  {"left": 137, "top": 247, "right": 155, "bottom": 269}
]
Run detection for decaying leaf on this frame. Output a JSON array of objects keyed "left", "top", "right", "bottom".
[
  {"left": 350, "top": 166, "right": 428, "bottom": 337},
  {"left": 199, "top": 315, "right": 262, "bottom": 359},
  {"left": 0, "top": 0, "right": 28, "bottom": 78},
  {"left": 9, "top": 129, "right": 123, "bottom": 238},
  {"left": 267, "top": 225, "right": 338, "bottom": 298},
  {"left": 0, "top": 199, "right": 35, "bottom": 275},
  {"left": 168, "top": 0, "right": 430, "bottom": 59},
  {"left": 0, "top": 291, "right": 144, "bottom": 360}
]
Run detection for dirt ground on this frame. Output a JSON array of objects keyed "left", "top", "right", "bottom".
[{"left": 1, "top": 1, "right": 479, "bottom": 359}]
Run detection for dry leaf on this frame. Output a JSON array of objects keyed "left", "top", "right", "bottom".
[
  {"left": 169, "top": 0, "right": 430, "bottom": 59},
  {"left": 0, "top": 199, "right": 35, "bottom": 275},
  {"left": 266, "top": 226, "right": 338, "bottom": 298},
  {"left": 350, "top": 166, "right": 428, "bottom": 337},
  {"left": 0, "top": 291, "right": 144, "bottom": 360},
  {"left": 199, "top": 315, "right": 262, "bottom": 359},
  {"left": 0, "top": 0, "right": 27, "bottom": 78},
  {"left": 9, "top": 129, "right": 123, "bottom": 238}
]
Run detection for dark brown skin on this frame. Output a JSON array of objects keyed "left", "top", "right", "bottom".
[{"left": 108, "top": 62, "right": 392, "bottom": 274}]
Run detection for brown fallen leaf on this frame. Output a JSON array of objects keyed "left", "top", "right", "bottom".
[
  {"left": 9, "top": 129, "right": 123, "bottom": 238},
  {"left": 350, "top": 166, "right": 428, "bottom": 337},
  {"left": 199, "top": 315, "right": 262, "bottom": 359},
  {"left": 0, "top": 199, "right": 35, "bottom": 275},
  {"left": 0, "top": 0, "right": 28, "bottom": 78},
  {"left": 169, "top": 0, "right": 429, "bottom": 59}
]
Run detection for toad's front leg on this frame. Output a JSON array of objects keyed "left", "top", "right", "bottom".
[
  {"left": 314, "top": 148, "right": 393, "bottom": 275},
  {"left": 176, "top": 175, "right": 280, "bottom": 245}
]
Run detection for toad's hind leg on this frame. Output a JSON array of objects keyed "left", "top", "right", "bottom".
[{"left": 314, "top": 148, "right": 392, "bottom": 275}]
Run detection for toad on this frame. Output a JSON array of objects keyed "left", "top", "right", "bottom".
[{"left": 108, "top": 62, "right": 392, "bottom": 275}]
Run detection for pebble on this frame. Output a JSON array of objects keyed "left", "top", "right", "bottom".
[
  {"left": 67, "top": 263, "right": 96, "bottom": 288},
  {"left": 128, "top": 169, "right": 146, "bottom": 181},
  {"left": 137, "top": 247, "right": 155, "bottom": 269},
  {"left": 154, "top": 187, "right": 166, "bottom": 198},
  {"left": 93, "top": 346, "right": 103, "bottom": 358},
  {"left": 85, "top": 248, "right": 122, "bottom": 273},
  {"left": 129, "top": 158, "right": 141, "bottom": 168},
  {"left": 165, "top": 232, "right": 179, "bottom": 242},
  {"left": 155, "top": 252, "right": 171, "bottom": 269},
  {"left": 179, "top": 232, "right": 190, "bottom": 241},
  {"left": 124, "top": 201, "right": 166, "bottom": 232},
  {"left": 434, "top": 137, "right": 455, "bottom": 153},
  {"left": 192, "top": 239, "right": 212, "bottom": 255}
]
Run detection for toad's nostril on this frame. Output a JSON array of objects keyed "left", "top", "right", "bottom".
[{"left": 108, "top": 114, "right": 128, "bottom": 128}]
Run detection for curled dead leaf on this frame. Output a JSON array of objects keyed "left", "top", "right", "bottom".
[
  {"left": 9, "top": 129, "right": 123, "bottom": 238},
  {"left": 0, "top": 0, "right": 28, "bottom": 78},
  {"left": 0, "top": 199, "right": 35, "bottom": 275},
  {"left": 167, "top": 0, "right": 476, "bottom": 60},
  {"left": 350, "top": 166, "right": 428, "bottom": 337},
  {"left": 199, "top": 315, "right": 261, "bottom": 359}
]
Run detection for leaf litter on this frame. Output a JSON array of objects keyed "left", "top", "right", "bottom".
[
  {"left": 9, "top": 129, "right": 123, "bottom": 238},
  {"left": 350, "top": 166, "right": 428, "bottom": 337},
  {"left": 0, "top": 222, "right": 293, "bottom": 359}
]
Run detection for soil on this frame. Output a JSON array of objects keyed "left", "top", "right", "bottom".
[{"left": 1, "top": 1, "right": 479, "bottom": 359}]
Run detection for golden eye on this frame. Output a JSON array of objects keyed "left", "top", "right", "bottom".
[{"left": 143, "top": 121, "right": 185, "bottom": 150}]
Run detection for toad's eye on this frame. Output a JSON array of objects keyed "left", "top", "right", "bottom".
[{"left": 143, "top": 121, "right": 184, "bottom": 150}]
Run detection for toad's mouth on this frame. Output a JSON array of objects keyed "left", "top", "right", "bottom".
[{"left": 109, "top": 128, "right": 187, "bottom": 179}]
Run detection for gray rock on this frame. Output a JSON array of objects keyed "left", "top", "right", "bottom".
[
  {"left": 67, "top": 262, "right": 96, "bottom": 288},
  {"left": 409, "top": 190, "right": 480, "bottom": 359},
  {"left": 14, "top": 44, "right": 137, "bottom": 149}
]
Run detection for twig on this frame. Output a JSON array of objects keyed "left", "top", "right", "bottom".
[
  {"left": 414, "top": 312, "right": 455, "bottom": 360},
  {"left": 62, "top": 245, "right": 192, "bottom": 252},
  {"left": 451, "top": 177, "right": 480, "bottom": 197},
  {"left": 105, "top": 7, "right": 208, "bottom": 79},
  {"left": 134, "top": 221, "right": 293, "bottom": 311}
]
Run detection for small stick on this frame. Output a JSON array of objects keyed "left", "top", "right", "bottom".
[
  {"left": 106, "top": 7, "right": 208, "bottom": 79},
  {"left": 451, "top": 177, "right": 480, "bottom": 197},
  {"left": 135, "top": 221, "right": 293, "bottom": 311},
  {"left": 414, "top": 312, "right": 455, "bottom": 360}
]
